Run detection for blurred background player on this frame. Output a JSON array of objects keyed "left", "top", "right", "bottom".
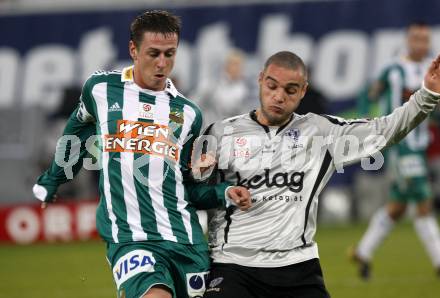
[
  {"left": 351, "top": 22, "right": 440, "bottom": 280},
  {"left": 195, "top": 48, "right": 251, "bottom": 125}
]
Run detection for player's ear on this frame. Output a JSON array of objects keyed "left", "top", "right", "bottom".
[
  {"left": 129, "top": 40, "right": 138, "bottom": 61},
  {"left": 258, "top": 71, "right": 264, "bottom": 85},
  {"left": 302, "top": 81, "right": 308, "bottom": 95}
]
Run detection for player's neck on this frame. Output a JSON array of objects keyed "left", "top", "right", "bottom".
[
  {"left": 407, "top": 54, "right": 425, "bottom": 63},
  {"left": 255, "top": 109, "right": 292, "bottom": 127}
]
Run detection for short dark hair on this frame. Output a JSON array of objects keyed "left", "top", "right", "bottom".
[
  {"left": 130, "top": 10, "right": 181, "bottom": 47},
  {"left": 407, "top": 21, "right": 429, "bottom": 31},
  {"left": 264, "top": 51, "right": 308, "bottom": 80}
]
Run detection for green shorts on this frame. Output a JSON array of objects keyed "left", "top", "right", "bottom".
[
  {"left": 390, "top": 176, "right": 432, "bottom": 203},
  {"left": 389, "top": 152, "right": 432, "bottom": 203},
  {"left": 106, "top": 240, "right": 210, "bottom": 298}
]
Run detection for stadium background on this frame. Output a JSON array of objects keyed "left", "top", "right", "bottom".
[{"left": 1, "top": 0, "right": 440, "bottom": 297}]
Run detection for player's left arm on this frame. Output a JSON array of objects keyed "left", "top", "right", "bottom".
[
  {"left": 33, "top": 106, "right": 96, "bottom": 207},
  {"left": 181, "top": 116, "right": 250, "bottom": 210},
  {"left": 33, "top": 79, "right": 98, "bottom": 207},
  {"left": 327, "top": 55, "right": 440, "bottom": 167}
]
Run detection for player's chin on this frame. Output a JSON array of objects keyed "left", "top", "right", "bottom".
[
  {"left": 154, "top": 75, "right": 166, "bottom": 84},
  {"left": 147, "top": 76, "right": 166, "bottom": 89},
  {"left": 268, "top": 113, "right": 290, "bottom": 126}
]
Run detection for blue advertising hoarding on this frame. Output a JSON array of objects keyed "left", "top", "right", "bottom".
[{"left": 1, "top": 0, "right": 439, "bottom": 113}]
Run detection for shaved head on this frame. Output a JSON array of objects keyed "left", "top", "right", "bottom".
[{"left": 264, "top": 51, "right": 308, "bottom": 81}]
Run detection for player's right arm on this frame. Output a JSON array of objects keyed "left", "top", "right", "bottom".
[
  {"left": 325, "top": 55, "right": 440, "bottom": 168},
  {"left": 33, "top": 80, "right": 97, "bottom": 207}
]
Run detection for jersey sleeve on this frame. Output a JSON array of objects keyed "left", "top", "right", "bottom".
[
  {"left": 325, "top": 86, "right": 440, "bottom": 169},
  {"left": 34, "top": 79, "right": 97, "bottom": 202},
  {"left": 77, "top": 76, "right": 98, "bottom": 123}
]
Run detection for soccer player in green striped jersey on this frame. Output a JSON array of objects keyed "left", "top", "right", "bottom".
[
  {"left": 352, "top": 22, "right": 440, "bottom": 280},
  {"left": 32, "top": 10, "right": 251, "bottom": 298}
]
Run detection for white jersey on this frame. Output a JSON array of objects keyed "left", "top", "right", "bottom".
[{"left": 204, "top": 87, "right": 440, "bottom": 267}]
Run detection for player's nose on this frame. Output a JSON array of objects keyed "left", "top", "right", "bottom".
[
  {"left": 156, "top": 54, "right": 167, "bottom": 68},
  {"left": 273, "top": 89, "right": 285, "bottom": 103}
]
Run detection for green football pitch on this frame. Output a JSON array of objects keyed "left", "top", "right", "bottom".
[{"left": 1, "top": 221, "right": 439, "bottom": 298}]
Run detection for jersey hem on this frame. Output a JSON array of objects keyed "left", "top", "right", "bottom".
[{"left": 210, "top": 242, "right": 319, "bottom": 268}]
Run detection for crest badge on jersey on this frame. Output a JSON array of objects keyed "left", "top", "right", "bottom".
[
  {"left": 233, "top": 137, "right": 251, "bottom": 158},
  {"left": 285, "top": 128, "right": 300, "bottom": 141},
  {"left": 284, "top": 128, "right": 304, "bottom": 148},
  {"left": 138, "top": 102, "right": 155, "bottom": 120},
  {"left": 170, "top": 107, "right": 184, "bottom": 125}
]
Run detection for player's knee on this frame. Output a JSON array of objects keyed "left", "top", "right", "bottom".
[
  {"left": 388, "top": 204, "right": 406, "bottom": 220},
  {"left": 142, "top": 285, "right": 172, "bottom": 298},
  {"left": 390, "top": 211, "right": 403, "bottom": 221},
  {"left": 416, "top": 201, "right": 432, "bottom": 216}
]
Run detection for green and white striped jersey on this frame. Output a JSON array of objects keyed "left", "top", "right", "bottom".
[
  {"left": 377, "top": 56, "right": 432, "bottom": 178},
  {"left": 378, "top": 56, "right": 432, "bottom": 153},
  {"left": 35, "top": 66, "right": 230, "bottom": 245}
]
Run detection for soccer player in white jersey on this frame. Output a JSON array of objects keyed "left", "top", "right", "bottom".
[
  {"left": 201, "top": 50, "right": 440, "bottom": 298},
  {"left": 351, "top": 22, "right": 440, "bottom": 280},
  {"left": 32, "top": 10, "right": 250, "bottom": 298}
]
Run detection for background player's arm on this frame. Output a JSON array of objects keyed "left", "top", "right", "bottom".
[
  {"left": 368, "top": 64, "right": 391, "bottom": 101},
  {"left": 327, "top": 55, "right": 440, "bottom": 167},
  {"left": 357, "top": 69, "right": 388, "bottom": 116},
  {"left": 368, "top": 80, "right": 386, "bottom": 101}
]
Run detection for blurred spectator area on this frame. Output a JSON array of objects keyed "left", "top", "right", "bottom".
[
  {"left": 193, "top": 48, "right": 252, "bottom": 126},
  {"left": 0, "top": 87, "right": 97, "bottom": 204},
  {"left": 0, "top": 107, "right": 45, "bottom": 203},
  {"left": 0, "top": 0, "right": 283, "bottom": 12},
  {"left": 1, "top": 0, "right": 440, "bottom": 221}
]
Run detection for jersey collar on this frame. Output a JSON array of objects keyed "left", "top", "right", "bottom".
[
  {"left": 249, "top": 110, "right": 294, "bottom": 135},
  {"left": 121, "top": 65, "right": 178, "bottom": 99}
]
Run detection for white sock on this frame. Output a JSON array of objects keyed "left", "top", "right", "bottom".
[
  {"left": 414, "top": 215, "right": 440, "bottom": 267},
  {"left": 357, "top": 207, "right": 395, "bottom": 261}
]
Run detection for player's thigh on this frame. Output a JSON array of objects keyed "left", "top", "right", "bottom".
[
  {"left": 204, "top": 263, "right": 258, "bottom": 298},
  {"left": 168, "top": 243, "right": 210, "bottom": 298},
  {"left": 387, "top": 200, "right": 407, "bottom": 219},
  {"left": 410, "top": 177, "right": 433, "bottom": 204},
  {"left": 416, "top": 199, "right": 433, "bottom": 216},
  {"left": 289, "top": 284, "right": 331, "bottom": 298},
  {"left": 275, "top": 258, "right": 330, "bottom": 298},
  {"left": 107, "top": 242, "right": 175, "bottom": 298},
  {"left": 390, "top": 182, "right": 411, "bottom": 204},
  {"left": 142, "top": 285, "right": 173, "bottom": 298}
]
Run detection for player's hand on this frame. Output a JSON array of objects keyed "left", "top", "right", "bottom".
[
  {"left": 227, "top": 186, "right": 252, "bottom": 211},
  {"left": 191, "top": 151, "right": 217, "bottom": 180},
  {"left": 424, "top": 54, "right": 440, "bottom": 93},
  {"left": 40, "top": 195, "right": 58, "bottom": 209},
  {"left": 32, "top": 184, "right": 58, "bottom": 209}
]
